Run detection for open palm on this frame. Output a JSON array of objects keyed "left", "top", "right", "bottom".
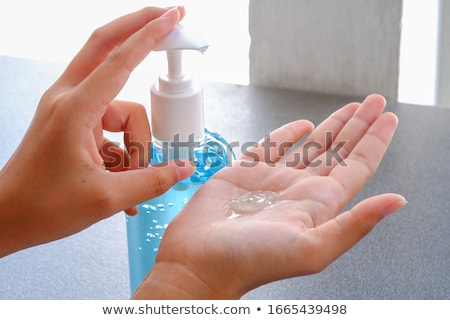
[{"left": 133, "top": 94, "right": 405, "bottom": 299}]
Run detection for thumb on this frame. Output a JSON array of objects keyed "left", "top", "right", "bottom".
[
  {"left": 308, "top": 193, "right": 407, "bottom": 272},
  {"left": 106, "top": 159, "right": 195, "bottom": 214}
]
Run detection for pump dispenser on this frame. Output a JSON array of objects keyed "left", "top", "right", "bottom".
[
  {"left": 151, "top": 24, "right": 207, "bottom": 143},
  {"left": 126, "top": 24, "right": 233, "bottom": 294}
]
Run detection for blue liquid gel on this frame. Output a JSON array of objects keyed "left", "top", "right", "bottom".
[
  {"left": 126, "top": 129, "right": 232, "bottom": 294},
  {"left": 126, "top": 182, "right": 201, "bottom": 293}
]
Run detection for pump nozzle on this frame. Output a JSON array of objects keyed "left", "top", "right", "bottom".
[
  {"left": 153, "top": 24, "right": 208, "bottom": 53},
  {"left": 154, "top": 24, "right": 208, "bottom": 80},
  {"left": 166, "top": 50, "right": 183, "bottom": 79},
  {"left": 150, "top": 24, "right": 209, "bottom": 142}
]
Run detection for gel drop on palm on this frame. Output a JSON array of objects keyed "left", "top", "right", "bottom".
[{"left": 126, "top": 25, "right": 232, "bottom": 294}]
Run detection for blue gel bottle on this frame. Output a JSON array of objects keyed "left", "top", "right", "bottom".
[{"left": 126, "top": 25, "right": 233, "bottom": 294}]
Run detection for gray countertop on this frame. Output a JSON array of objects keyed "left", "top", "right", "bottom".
[{"left": 0, "top": 55, "right": 448, "bottom": 299}]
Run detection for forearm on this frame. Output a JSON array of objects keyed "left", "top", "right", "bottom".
[{"left": 0, "top": 168, "right": 26, "bottom": 257}]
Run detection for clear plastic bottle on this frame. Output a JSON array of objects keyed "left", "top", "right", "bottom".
[
  {"left": 126, "top": 25, "right": 233, "bottom": 294},
  {"left": 126, "top": 130, "right": 231, "bottom": 293}
]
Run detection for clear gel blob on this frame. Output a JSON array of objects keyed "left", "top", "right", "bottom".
[{"left": 225, "top": 191, "right": 280, "bottom": 218}]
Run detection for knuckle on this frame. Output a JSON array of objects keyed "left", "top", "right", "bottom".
[
  {"left": 148, "top": 172, "right": 166, "bottom": 197},
  {"left": 89, "top": 26, "right": 121, "bottom": 60},
  {"left": 89, "top": 26, "right": 110, "bottom": 46},
  {"left": 299, "top": 234, "right": 332, "bottom": 275},
  {"left": 132, "top": 102, "right": 147, "bottom": 114},
  {"left": 38, "top": 90, "right": 73, "bottom": 125},
  {"left": 90, "top": 186, "right": 116, "bottom": 217},
  {"left": 123, "top": 101, "right": 147, "bottom": 116}
]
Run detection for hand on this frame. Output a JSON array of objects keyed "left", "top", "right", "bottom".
[
  {"left": 0, "top": 7, "right": 194, "bottom": 257},
  {"left": 133, "top": 94, "right": 406, "bottom": 299}
]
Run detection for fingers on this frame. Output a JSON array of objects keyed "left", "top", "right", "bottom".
[
  {"left": 329, "top": 111, "right": 398, "bottom": 205},
  {"left": 283, "top": 101, "right": 360, "bottom": 168},
  {"left": 101, "top": 100, "right": 151, "bottom": 169},
  {"left": 305, "top": 193, "right": 406, "bottom": 273},
  {"left": 105, "top": 160, "right": 195, "bottom": 215},
  {"left": 70, "top": 7, "right": 183, "bottom": 118},
  {"left": 58, "top": 6, "right": 185, "bottom": 87},
  {"left": 240, "top": 120, "right": 314, "bottom": 164},
  {"left": 305, "top": 94, "right": 387, "bottom": 176}
]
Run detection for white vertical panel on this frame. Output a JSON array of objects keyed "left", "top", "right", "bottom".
[
  {"left": 249, "top": 0, "right": 402, "bottom": 100},
  {"left": 398, "top": 0, "right": 440, "bottom": 106},
  {"left": 436, "top": 0, "right": 450, "bottom": 106}
]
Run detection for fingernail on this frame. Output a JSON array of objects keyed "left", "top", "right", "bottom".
[
  {"left": 382, "top": 195, "right": 407, "bottom": 216},
  {"left": 161, "top": 6, "right": 179, "bottom": 20},
  {"left": 125, "top": 206, "right": 138, "bottom": 216}
]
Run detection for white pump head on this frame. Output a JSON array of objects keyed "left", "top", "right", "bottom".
[{"left": 151, "top": 24, "right": 208, "bottom": 142}]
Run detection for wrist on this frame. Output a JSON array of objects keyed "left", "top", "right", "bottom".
[
  {"left": 0, "top": 165, "right": 40, "bottom": 257},
  {"left": 131, "top": 261, "right": 233, "bottom": 300},
  {"left": 0, "top": 170, "right": 22, "bottom": 257}
]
